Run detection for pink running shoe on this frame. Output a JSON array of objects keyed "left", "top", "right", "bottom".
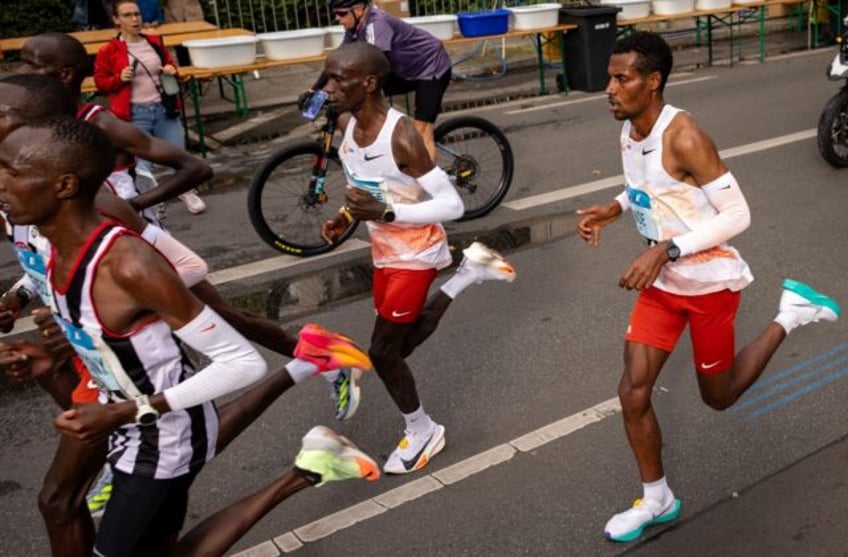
[{"left": 294, "top": 323, "right": 372, "bottom": 373}]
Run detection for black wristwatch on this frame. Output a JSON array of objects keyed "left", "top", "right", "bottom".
[
  {"left": 665, "top": 239, "right": 681, "bottom": 262},
  {"left": 381, "top": 202, "right": 396, "bottom": 223},
  {"left": 134, "top": 395, "right": 159, "bottom": 426}
]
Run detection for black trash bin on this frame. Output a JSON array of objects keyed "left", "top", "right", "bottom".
[{"left": 558, "top": 5, "right": 620, "bottom": 92}]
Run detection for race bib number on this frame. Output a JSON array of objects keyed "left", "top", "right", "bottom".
[
  {"left": 13, "top": 245, "right": 52, "bottom": 305},
  {"left": 627, "top": 185, "right": 661, "bottom": 242},
  {"left": 56, "top": 319, "right": 123, "bottom": 394}
]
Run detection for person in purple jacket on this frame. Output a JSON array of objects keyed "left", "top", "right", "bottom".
[{"left": 303, "top": 0, "right": 453, "bottom": 161}]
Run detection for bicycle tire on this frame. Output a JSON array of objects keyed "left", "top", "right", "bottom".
[
  {"left": 434, "top": 115, "right": 514, "bottom": 221},
  {"left": 247, "top": 140, "right": 358, "bottom": 257},
  {"left": 817, "top": 87, "right": 848, "bottom": 168}
]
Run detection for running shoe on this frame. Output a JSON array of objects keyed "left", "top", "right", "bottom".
[
  {"left": 780, "top": 278, "right": 841, "bottom": 325},
  {"left": 604, "top": 497, "right": 682, "bottom": 542},
  {"left": 294, "top": 323, "right": 372, "bottom": 373},
  {"left": 178, "top": 190, "right": 206, "bottom": 215},
  {"left": 293, "top": 425, "right": 380, "bottom": 486},
  {"left": 330, "top": 367, "right": 363, "bottom": 421},
  {"left": 383, "top": 424, "right": 446, "bottom": 475},
  {"left": 86, "top": 465, "right": 113, "bottom": 519},
  {"left": 461, "top": 242, "right": 516, "bottom": 283}
]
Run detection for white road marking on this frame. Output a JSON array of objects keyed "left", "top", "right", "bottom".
[
  {"left": 504, "top": 76, "right": 717, "bottom": 115},
  {"left": 231, "top": 396, "right": 621, "bottom": 556}
]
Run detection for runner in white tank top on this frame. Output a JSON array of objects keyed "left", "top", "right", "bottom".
[
  {"left": 576, "top": 31, "right": 840, "bottom": 544},
  {"left": 322, "top": 43, "right": 517, "bottom": 476}
]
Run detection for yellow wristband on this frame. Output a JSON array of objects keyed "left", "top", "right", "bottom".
[{"left": 339, "top": 205, "right": 353, "bottom": 224}]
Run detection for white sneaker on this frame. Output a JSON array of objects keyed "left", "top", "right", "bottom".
[
  {"left": 179, "top": 190, "right": 206, "bottom": 214},
  {"left": 383, "top": 424, "right": 446, "bottom": 474},
  {"left": 604, "top": 497, "right": 681, "bottom": 542},
  {"left": 460, "top": 241, "right": 516, "bottom": 283},
  {"left": 778, "top": 278, "right": 840, "bottom": 329}
]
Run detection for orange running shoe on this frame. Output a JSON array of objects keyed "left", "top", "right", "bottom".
[{"left": 294, "top": 323, "right": 372, "bottom": 373}]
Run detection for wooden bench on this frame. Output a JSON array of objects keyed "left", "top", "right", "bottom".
[
  {"left": 0, "top": 20, "right": 218, "bottom": 59},
  {"left": 616, "top": 0, "right": 822, "bottom": 65}
]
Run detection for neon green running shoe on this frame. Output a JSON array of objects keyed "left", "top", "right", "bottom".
[
  {"left": 330, "top": 368, "right": 362, "bottom": 421},
  {"left": 86, "top": 466, "right": 113, "bottom": 518},
  {"left": 294, "top": 426, "right": 380, "bottom": 487}
]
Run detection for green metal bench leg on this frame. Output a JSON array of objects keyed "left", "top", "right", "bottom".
[
  {"left": 188, "top": 78, "right": 206, "bottom": 158},
  {"left": 535, "top": 33, "right": 547, "bottom": 95},
  {"left": 559, "top": 30, "right": 569, "bottom": 95}
]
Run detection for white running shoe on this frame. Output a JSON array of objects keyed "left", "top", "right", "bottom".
[
  {"left": 179, "top": 190, "right": 206, "bottom": 214},
  {"left": 604, "top": 497, "right": 681, "bottom": 542},
  {"left": 460, "top": 241, "right": 516, "bottom": 283},
  {"left": 778, "top": 278, "right": 840, "bottom": 328},
  {"left": 383, "top": 424, "right": 446, "bottom": 474}
]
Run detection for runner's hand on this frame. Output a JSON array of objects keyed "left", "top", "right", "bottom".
[
  {"left": 321, "top": 213, "right": 349, "bottom": 245},
  {"left": 0, "top": 292, "right": 23, "bottom": 333},
  {"left": 619, "top": 243, "right": 667, "bottom": 291},
  {"left": 576, "top": 201, "right": 622, "bottom": 246},
  {"left": 297, "top": 90, "right": 314, "bottom": 112},
  {"left": 0, "top": 339, "right": 54, "bottom": 382},
  {"left": 54, "top": 402, "right": 132, "bottom": 445},
  {"left": 32, "top": 307, "right": 74, "bottom": 362}
]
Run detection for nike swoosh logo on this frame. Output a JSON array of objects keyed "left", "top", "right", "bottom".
[
  {"left": 719, "top": 184, "right": 732, "bottom": 190},
  {"left": 87, "top": 380, "right": 98, "bottom": 390},
  {"left": 642, "top": 148, "right": 656, "bottom": 155},
  {"left": 364, "top": 153, "right": 384, "bottom": 161},
  {"left": 700, "top": 360, "right": 722, "bottom": 370},
  {"left": 391, "top": 310, "right": 412, "bottom": 318},
  {"left": 399, "top": 432, "right": 435, "bottom": 471},
  {"left": 200, "top": 322, "right": 217, "bottom": 333}
]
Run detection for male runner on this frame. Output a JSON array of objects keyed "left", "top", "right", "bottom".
[
  {"left": 576, "top": 31, "right": 841, "bottom": 542},
  {"left": 0, "top": 117, "right": 379, "bottom": 556},
  {"left": 320, "top": 43, "right": 516, "bottom": 474}
]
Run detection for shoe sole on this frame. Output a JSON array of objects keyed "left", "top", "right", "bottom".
[
  {"left": 462, "top": 242, "right": 516, "bottom": 283},
  {"left": 384, "top": 425, "right": 446, "bottom": 475},
  {"left": 605, "top": 498, "right": 682, "bottom": 543},
  {"left": 337, "top": 368, "right": 362, "bottom": 421},
  {"left": 783, "top": 279, "right": 841, "bottom": 318}
]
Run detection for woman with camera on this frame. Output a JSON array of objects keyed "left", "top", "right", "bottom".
[{"left": 94, "top": 0, "right": 206, "bottom": 215}]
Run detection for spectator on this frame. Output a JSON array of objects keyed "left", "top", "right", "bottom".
[
  {"left": 70, "top": 0, "right": 112, "bottom": 30},
  {"left": 94, "top": 0, "right": 207, "bottom": 215},
  {"left": 137, "top": 0, "right": 164, "bottom": 27},
  {"left": 163, "top": 0, "right": 204, "bottom": 22}
]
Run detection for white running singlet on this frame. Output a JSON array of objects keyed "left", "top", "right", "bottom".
[{"left": 620, "top": 104, "right": 753, "bottom": 295}]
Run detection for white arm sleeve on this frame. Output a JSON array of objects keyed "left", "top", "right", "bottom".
[
  {"left": 614, "top": 190, "right": 630, "bottom": 213},
  {"left": 393, "top": 166, "right": 465, "bottom": 224},
  {"left": 140, "top": 224, "right": 208, "bottom": 288},
  {"left": 672, "top": 172, "right": 751, "bottom": 257},
  {"left": 163, "top": 305, "right": 268, "bottom": 411}
]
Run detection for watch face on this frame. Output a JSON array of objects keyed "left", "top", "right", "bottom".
[
  {"left": 383, "top": 210, "right": 396, "bottom": 223},
  {"left": 138, "top": 411, "right": 158, "bottom": 426}
]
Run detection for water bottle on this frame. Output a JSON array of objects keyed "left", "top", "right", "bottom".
[{"left": 301, "top": 90, "right": 328, "bottom": 121}]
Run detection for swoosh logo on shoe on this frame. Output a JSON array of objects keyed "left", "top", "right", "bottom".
[
  {"left": 399, "top": 432, "right": 436, "bottom": 471},
  {"left": 391, "top": 310, "right": 412, "bottom": 318},
  {"left": 700, "top": 360, "right": 722, "bottom": 370},
  {"left": 364, "top": 153, "right": 384, "bottom": 161}
]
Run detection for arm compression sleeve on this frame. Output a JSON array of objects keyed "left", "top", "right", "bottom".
[
  {"left": 394, "top": 166, "right": 465, "bottom": 224},
  {"left": 140, "top": 224, "right": 208, "bottom": 288},
  {"left": 163, "top": 305, "right": 268, "bottom": 411},
  {"left": 615, "top": 190, "right": 630, "bottom": 213},
  {"left": 672, "top": 172, "right": 751, "bottom": 256}
]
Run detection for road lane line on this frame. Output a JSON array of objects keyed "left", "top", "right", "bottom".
[
  {"left": 501, "top": 128, "right": 816, "bottom": 211},
  {"left": 505, "top": 76, "right": 716, "bottom": 115},
  {"left": 231, "top": 396, "right": 621, "bottom": 556}
]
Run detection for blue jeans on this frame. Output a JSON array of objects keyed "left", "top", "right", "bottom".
[{"left": 131, "top": 102, "right": 185, "bottom": 176}]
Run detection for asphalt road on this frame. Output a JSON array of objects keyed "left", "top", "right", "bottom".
[{"left": 1, "top": 47, "right": 847, "bottom": 556}]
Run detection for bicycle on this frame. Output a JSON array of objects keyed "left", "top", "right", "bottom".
[{"left": 247, "top": 104, "right": 514, "bottom": 257}]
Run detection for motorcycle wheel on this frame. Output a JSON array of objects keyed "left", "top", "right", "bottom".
[{"left": 817, "top": 87, "right": 848, "bottom": 168}]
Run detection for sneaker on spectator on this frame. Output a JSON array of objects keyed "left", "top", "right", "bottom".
[{"left": 179, "top": 190, "right": 206, "bottom": 214}]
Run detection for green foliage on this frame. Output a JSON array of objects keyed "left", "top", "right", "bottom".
[{"left": 0, "top": 0, "right": 73, "bottom": 39}]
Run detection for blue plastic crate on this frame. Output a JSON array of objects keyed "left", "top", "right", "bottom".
[{"left": 457, "top": 9, "right": 510, "bottom": 38}]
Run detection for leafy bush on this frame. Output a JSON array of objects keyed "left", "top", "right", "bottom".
[{"left": 0, "top": 0, "right": 73, "bottom": 39}]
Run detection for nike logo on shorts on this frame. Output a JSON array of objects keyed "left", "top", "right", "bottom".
[
  {"left": 700, "top": 360, "right": 722, "bottom": 370},
  {"left": 391, "top": 310, "right": 412, "bottom": 318}
]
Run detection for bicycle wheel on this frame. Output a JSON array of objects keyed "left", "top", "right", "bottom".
[
  {"left": 247, "top": 140, "right": 358, "bottom": 257},
  {"left": 434, "top": 115, "right": 514, "bottom": 221}
]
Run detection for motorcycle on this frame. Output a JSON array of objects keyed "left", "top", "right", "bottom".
[{"left": 817, "top": 16, "right": 848, "bottom": 167}]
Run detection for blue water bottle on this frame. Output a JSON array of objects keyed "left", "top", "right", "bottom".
[{"left": 302, "top": 90, "right": 328, "bottom": 121}]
